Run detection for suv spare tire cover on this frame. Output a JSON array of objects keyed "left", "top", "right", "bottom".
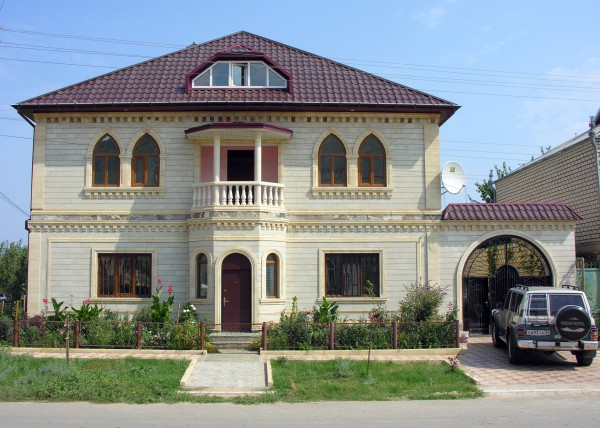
[{"left": 555, "top": 305, "right": 591, "bottom": 341}]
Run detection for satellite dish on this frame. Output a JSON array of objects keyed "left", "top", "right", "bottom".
[{"left": 441, "top": 161, "right": 466, "bottom": 194}]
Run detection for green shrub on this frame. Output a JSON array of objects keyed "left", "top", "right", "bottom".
[{"left": 398, "top": 281, "right": 448, "bottom": 322}]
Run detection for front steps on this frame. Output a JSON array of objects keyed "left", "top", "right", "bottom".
[{"left": 209, "top": 331, "right": 261, "bottom": 351}]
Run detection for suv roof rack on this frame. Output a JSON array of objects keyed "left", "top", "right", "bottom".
[
  {"left": 561, "top": 284, "right": 581, "bottom": 290},
  {"left": 513, "top": 284, "right": 529, "bottom": 291}
]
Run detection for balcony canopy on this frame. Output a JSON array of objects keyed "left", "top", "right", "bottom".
[{"left": 185, "top": 122, "right": 292, "bottom": 141}]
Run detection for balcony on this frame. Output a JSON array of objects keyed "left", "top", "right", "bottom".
[{"left": 193, "top": 181, "right": 284, "bottom": 210}]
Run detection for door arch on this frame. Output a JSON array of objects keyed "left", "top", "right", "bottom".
[
  {"left": 462, "top": 235, "right": 552, "bottom": 334},
  {"left": 221, "top": 253, "right": 252, "bottom": 331}
]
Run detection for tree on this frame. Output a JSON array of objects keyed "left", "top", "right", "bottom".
[
  {"left": 0, "top": 240, "right": 28, "bottom": 301},
  {"left": 470, "top": 162, "right": 511, "bottom": 203}
]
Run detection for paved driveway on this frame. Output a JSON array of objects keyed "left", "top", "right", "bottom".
[{"left": 459, "top": 336, "right": 600, "bottom": 395}]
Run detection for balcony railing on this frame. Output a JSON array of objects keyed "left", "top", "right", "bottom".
[{"left": 193, "top": 181, "right": 285, "bottom": 209}]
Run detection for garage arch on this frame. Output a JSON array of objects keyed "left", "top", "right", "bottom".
[{"left": 462, "top": 235, "right": 552, "bottom": 334}]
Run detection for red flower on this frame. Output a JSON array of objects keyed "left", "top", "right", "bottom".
[
  {"left": 168, "top": 285, "right": 173, "bottom": 295},
  {"left": 157, "top": 278, "right": 163, "bottom": 286},
  {"left": 373, "top": 312, "right": 380, "bottom": 319},
  {"left": 42, "top": 298, "right": 48, "bottom": 304},
  {"left": 83, "top": 299, "right": 89, "bottom": 305}
]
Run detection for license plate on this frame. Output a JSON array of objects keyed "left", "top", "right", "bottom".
[{"left": 528, "top": 330, "right": 551, "bottom": 336}]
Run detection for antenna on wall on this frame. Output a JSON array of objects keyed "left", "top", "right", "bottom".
[{"left": 441, "top": 161, "right": 466, "bottom": 195}]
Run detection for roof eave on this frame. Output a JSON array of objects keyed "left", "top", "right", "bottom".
[{"left": 14, "top": 101, "right": 460, "bottom": 124}]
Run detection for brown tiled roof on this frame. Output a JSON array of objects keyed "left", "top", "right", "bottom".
[
  {"left": 14, "top": 31, "right": 459, "bottom": 123},
  {"left": 441, "top": 203, "right": 582, "bottom": 221}
]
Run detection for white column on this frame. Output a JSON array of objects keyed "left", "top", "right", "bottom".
[
  {"left": 213, "top": 134, "right": 221, "bottom": 204},
  {"left": 254, "top": 133, "right": 262, "bottom": 205}
]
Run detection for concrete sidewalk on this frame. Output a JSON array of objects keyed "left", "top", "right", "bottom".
[{"left": 180, "top": 351, "right": 271, "bottom": 396}]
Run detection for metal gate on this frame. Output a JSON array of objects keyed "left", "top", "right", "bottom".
[{"left": 462, "top": 235, "right": 552, "bottom": 334}]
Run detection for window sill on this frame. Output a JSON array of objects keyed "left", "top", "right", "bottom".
[
  {"left": 91, "top": 297, "right": 151, "bottom": 304},
  {"left": 84, "top": 186, "right": 166, "bottom": 199},
  {"left": 259, "top": 298, "right": 286, "bottom": 305},
  {"left": 319, "top": 297, "right": 387, "bottom": 304},
  {"left": 311, "top": 187, "right": 392, "bottom": 199}
]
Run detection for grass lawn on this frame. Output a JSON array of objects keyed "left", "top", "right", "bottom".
[{"left": 0, "top": 351, "right": 482, "bottom": 403}]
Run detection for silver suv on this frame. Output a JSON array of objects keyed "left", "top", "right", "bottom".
[{"left": 491, "top": 285, "right": 598, "bottom": 366}]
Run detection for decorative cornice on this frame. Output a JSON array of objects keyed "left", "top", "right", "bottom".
[
  {"left": 311, "top": 187, "right": 393, "bottom": 199},
  {"left": 83, "top": 187, "right": 166, "bottom": 199}
]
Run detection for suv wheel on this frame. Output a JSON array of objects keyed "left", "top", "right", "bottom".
[
  {"left": 492, "top": 322, "right": 505, "bottom": 348},
  {"left": 575, "top": 351, "right": 594, "bottom": 367},
  {"left": 555, "top": 305, "right": 591, "bottom": 342},
  {"left": 508, "top": 331, "right": 523, "bottom": 364}
]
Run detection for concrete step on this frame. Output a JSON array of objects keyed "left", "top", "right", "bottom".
[{"left": 210, "top": 332, "right": 261, "bottom": 350}]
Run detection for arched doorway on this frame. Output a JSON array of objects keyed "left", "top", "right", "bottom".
[
  {"left": 462, "top": 235, "right": 552, "bottom": 334},
  {"left": 221, "top": 253, "right": 252, "bottom": 331}
]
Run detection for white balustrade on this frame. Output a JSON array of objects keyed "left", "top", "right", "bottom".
[{"left": 193, "top": 182, "right": 285, "bottom": 209}]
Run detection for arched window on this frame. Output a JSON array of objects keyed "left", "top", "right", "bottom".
[
  {"left": 93, "top": 134, "right": 120, "bottom": 186},
  {"left": 359, "top": 135, "right": 386, "bottom": 186},
  {"left": 132, "top": 134, "right": 159, "bottom": 186},
  {"left": 196, "top": 254, "right": 208, "bottom": 299},
  {"left": 319, "top": 135, "right": 346, "bottom": 186},
  {"left": 266, "top": 253, "right": 279, "bottom": 298}
]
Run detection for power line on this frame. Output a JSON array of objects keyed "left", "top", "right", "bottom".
[
  {"left": 2, "top": 26, "right": 598, "bottom": 84},
  {"left": 0, "top": 191, "right": 28, "bottom": 217},
  {"left": 0, "top": 27, "right": 182, "bottom": 49}
]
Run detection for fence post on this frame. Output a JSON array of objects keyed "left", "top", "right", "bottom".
[
  {"left": 262, "top": 322, "right": 267, "bottom": 351},
  {"left": 74, "top": 321, "right": 80, "bottom": 348},
  {"left": 12, "top": 315, "right": 19, "bottom": 347},
  {"left": 329, "top": 322, "right": 335, "bottom": 350},
  {"left": 200, "top": 322, "right": 205, "bottom": 351},
  {"left": 455, "top": 320, "right": 460, "bottom": 348},
  {"left": 136, "top": 322, "right": 142, "bottom": 349},
  {"left": 392, "top": 321, "right": 398, "bottom": 349}
]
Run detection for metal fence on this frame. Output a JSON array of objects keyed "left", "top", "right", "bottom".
[{"left": 0, "top": 318, "right": 459, "bottom": 351}]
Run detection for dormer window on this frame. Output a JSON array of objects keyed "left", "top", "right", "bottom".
[{"left": 192, "top": 61, "right": 286, "bottom": 88}]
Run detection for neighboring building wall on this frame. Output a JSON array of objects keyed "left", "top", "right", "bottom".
[{"left": 496, "top": 140, "right": 600, "bottom": 257}]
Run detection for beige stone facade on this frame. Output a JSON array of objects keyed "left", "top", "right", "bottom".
[{"left": 24, "top": 110, "right": 578, "bottom": 332}]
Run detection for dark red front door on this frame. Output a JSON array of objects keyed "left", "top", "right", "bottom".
[{"left": 222, "top": 254, "right": 251, "bottom": 331}]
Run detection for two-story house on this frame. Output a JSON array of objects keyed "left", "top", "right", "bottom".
[{"left": 15, "top": 31, "right": 581, "bottom": 334}]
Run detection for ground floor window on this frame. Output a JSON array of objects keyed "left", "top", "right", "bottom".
[
  {"left": 266, "top": 253, "right": 279, "bottom": 298},
  {"left": 98, "top": 254, "right": 152, "bottom": 298},
  {"left": 196, "top": 254, "right": 208, "bottom": 299},
  {"left": 325, "top": 253, "right": 380, "bottom": 297}
]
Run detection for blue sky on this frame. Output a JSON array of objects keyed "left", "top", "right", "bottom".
[{"left": 0, "top": 0, "right": 598, "bottom": 244}]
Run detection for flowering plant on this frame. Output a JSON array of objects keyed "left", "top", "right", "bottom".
[
  {"left": 178, "top": 303, "right": 198, "bottom": 323},
  {"left": 150, "top": 279, "right": 175, "bottom": 323}
]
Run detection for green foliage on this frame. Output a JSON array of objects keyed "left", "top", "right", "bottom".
[
  {"left": 398, "top": 281, "right": 448, "bottom": 322},
  {"left": 71, "top": 300, "right": 103, "bottom": 322},
  {"left": 0, "top": 240, "right": 28, "bottom": 301},
  {"left": 470, "top": 162, "right": 511, "bottom": 203},
  {"left": 311, "top": 296, "right": 339, "bottom": 323},
  {"left": 149, "top": 280, "right": 175, "bottom": 323},
  {"left": 177, "top": 303, "right": 198, "bottom": 324},
  {"left": 46, "top": 298, "right": 68, "bottom": 323}
]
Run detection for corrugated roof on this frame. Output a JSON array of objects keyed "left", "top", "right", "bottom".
[
  {"left": 14, "top": 31, "right": 459, "bottom": 122},
  {"left": 441, "top": 203, "right": 582, "bottom": 221}
]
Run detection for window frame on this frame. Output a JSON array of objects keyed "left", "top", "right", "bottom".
[
  {"left": 324, "top": 253, "right": 380, "bottom": 298},
  {"left": 97, "top": 253, "right": 152, "bottom": 298},
  {"left": 132, "top": 134, "right": 160, "bottom": 187},
  {"left": 192, "top": 61, "right": 287, "bottom": 89},
  {"left": 266, "top": 253, "right": 279, "bottom": 298},
  {"left": 196, "top": 253, "right": 208, "bottom": 299},
  {"left": 358, "top": 135, "right": 386, "bottom": 187},
  {"left": 318, "top": 135, "right": 347, "bottom": 187},
  {"left": 92, "top": 134, "right": 120, "bottom": 187}
]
